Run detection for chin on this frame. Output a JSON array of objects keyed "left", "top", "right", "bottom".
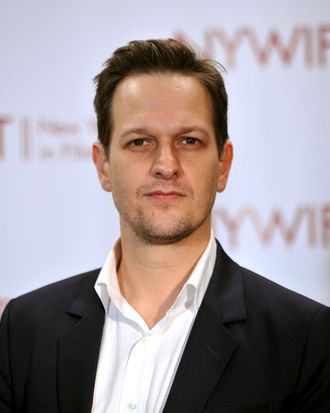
[{"left": 135, "top": 223, "right": 196, "bottom": 245}]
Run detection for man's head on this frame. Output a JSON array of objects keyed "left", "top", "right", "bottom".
[
  {"left": 92, "top": 39, "right": 233, "bottom": 245},
  {"left": 94, "top": 38, "right": 228, "bottom": 155}
]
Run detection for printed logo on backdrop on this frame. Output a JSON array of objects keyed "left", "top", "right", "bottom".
[
  {"left": 174, "top": 24, "right": 330, "bottom": 69},
  {"left": 0, "top": 115, "right": 96, "bottom": 162},
  {"left": 213, "top": 204, "right": 330, "bottom": 249}
]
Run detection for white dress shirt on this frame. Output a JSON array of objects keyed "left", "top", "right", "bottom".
[{"left": 92, "top": 234, "right": 217, "bottom": 413}]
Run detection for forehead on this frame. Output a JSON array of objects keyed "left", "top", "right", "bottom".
[
  {"left": 111, "top": 72, "right": 214, "bottom": 132},
  {"left": 113, "top": 72, "right": 210, "bottom": 103}
]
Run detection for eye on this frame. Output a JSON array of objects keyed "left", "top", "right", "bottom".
[
  {"left": 128, "top": 138, "right": 151, "bottom": 148},
  {"left": 130, "top": 138, "right": 148, "bottom": 146},
  {"left": 180, "top": 136, "right": 200, "bottom": 145}
]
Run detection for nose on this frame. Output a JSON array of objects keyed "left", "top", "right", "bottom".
[{"left": 150, "top": 142, "right": 180, "bottom": 180}]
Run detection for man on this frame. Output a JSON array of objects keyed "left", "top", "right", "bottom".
[{"left": 0, "top": 39, "right": 329, "bottom": 413}]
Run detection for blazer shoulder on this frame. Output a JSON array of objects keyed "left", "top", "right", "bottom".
[
  {"left": 239, "top": 264, "right": 329, "bottom": 330},
  {"left": 208, "top": 241, "right": 329, "bottom": 330},
  {"left": 215, "top": 240, "right": 327, "bottom": 310},
  {"left": 3, "top": 268, "right": 102, "bottom": 324}
]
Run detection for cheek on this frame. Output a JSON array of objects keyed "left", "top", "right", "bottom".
[
  {"left": 194, "top": 161, "right": 220, "bottom": 189},
  {"left": 109, "top": 163, "right": 140, "bottom": 197}
]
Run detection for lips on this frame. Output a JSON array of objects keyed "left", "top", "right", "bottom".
[{"left": 145, "top": 190, "right": 185, "bottom": 200}]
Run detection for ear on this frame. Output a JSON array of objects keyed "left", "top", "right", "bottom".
[
  {"left": 217, "top": 140, "right": 233, "bottom": 193},
  {"left": 92, "top": 141, "right": 112, "bottom": 192}
]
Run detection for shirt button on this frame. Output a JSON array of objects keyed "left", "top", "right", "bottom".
[
  {"left": 141, "top": 336, "right": 149, "bottom": 346},
  {"left": 128, "top": 401, "right": 137, "bottom": 411}
]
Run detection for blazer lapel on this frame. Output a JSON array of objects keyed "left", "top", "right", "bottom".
[
  {"left": 163, "top": 242, "right": 247, "bottom": 412},
  {"left": 57, "top": 272, "right": 105, "bottom": 413}
]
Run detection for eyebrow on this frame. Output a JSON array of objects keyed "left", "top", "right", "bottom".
[
  {"left": 120, "top": 128, "right": 151, "bottom": 139},
  {"left": 120, "top": 126, "right": 210, "bottom": 140}
]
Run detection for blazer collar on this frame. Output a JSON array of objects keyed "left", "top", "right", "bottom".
[
  {"left": 163, "top": 241, "right": 247, "bottom": 412},
  {"left": 56, "top": 269, "right": 105, "bottom": 413},
  {"left": 204, "top": 240, "right": 247, "bottom": 323}
]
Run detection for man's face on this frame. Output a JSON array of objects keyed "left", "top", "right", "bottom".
[{"left": 93, "top": 73, "right": 232, "bottom": 245}]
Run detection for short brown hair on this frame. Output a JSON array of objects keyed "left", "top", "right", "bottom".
[{"left": 93, "top": 38, "right": 228, "bottom": 154}]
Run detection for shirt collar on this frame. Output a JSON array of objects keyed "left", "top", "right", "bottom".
[
  {"left": 94, "top": 238, "right": 122, "bottom": 312},
  {"left": 185, "top": 232, "right": 217, "bottom": 311},
  {"left": 94, "top": 232, "right": 217, "bottom": 315}
]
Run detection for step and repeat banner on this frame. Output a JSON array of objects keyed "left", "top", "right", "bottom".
[{"left": 1, "top": 0, "right": 329, "bottom": 313}]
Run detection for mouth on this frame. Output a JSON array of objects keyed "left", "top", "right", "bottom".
[{"left": 145, "top": 190, "right": 186, "bottom": 201}]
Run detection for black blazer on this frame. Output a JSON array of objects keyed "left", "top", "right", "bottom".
[{"left": 1, "top": 243, "right": 329, "bottom": 412}]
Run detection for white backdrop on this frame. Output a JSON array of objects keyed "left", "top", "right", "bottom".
[{"left": 1, "top": 0, "right": 329, "bottom": 312}]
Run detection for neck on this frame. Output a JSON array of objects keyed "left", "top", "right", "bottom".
[{"left": 117, "top": 222, "right": 211, "bottom": 328}]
